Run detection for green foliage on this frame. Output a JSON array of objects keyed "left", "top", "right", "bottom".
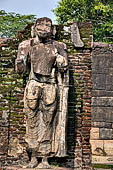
[
  {"left": 0, "top": 10, "right": 36, "bottom": 38},
  {"left": 93, "top": 163, "right": 113, "bottom": 169},
  {"left": 53, "top": 0, "right": 113, "bottom": 43},
  {"left": 53, "top": 0, "right": 88, "bottom": 23}
]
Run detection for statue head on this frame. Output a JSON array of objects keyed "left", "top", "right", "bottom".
[{"left": 32, "top": 17, "right": 52, "bottom": 39}]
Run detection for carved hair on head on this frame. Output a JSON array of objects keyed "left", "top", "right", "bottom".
[{"left": 36, "top": 17, "right": 52, "bottom": 25}]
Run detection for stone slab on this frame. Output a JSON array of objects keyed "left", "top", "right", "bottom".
[
  {"left": 92, "top": 74, "right": 106, "bottom": 90},
  {"left": 92, "top": 155, "right": 113, "bottom": 164},
  {"left": 90, "top": 128, "right": 99, "bottom": 140},
  {"left": 104, "top": 140, "right": 113, "bottom": 156},
  {"left": 92, "top": 97, "right": 113, "bottom": 107},
  {"left": 90, "top": 140, "right": 104, "bottom": 156},
  {"left": 90, "top": 140, "right": 113, "bottom": 156},
  {"left": 94, "top": 168, "right": 112, "bottom": 170},
  {"left": 91, "top": 107, "right": 113, "bottom": 122},
  {"left": 91, "top": 122, "right": 112, "bottom": 129},
  {"left": 99, "top": 128, "right": 113, "bottom": 140},
  {"left": 1, "top": 167, "right": 72, "bottom": 170},
  {"left": 92, "top": 90, "right": 113, "bottom": 97}
]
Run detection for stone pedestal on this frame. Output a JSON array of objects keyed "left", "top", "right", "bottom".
[{"left": 1, "top": 167, "right": 72, "bottom": 170}]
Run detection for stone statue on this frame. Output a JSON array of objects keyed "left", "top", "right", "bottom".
[{"left": 15, "top": 17, "right": 69, "bottom": 168}]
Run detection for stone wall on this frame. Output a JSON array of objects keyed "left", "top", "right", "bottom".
[
  {"left": 91, "top": 42, "right": 113, "bottom": 165},
  {"left": 0, "top": 38, "right": 27, "bottom": 166},
  {"left": 0, "top": 22, "right": 93, "bottom": 170},
  {"left": 0, "top": 25, "right": 32, "bottom": 166},
  {"left": 66, "top": 23, "right": 93, "bottom": 170}
]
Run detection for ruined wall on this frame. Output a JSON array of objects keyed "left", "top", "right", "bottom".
[
  {"left": 91, "top": 42, "right": 113, "bottom": 165},
  {"left": 0, "top": 25, "right": 32, "bottom": 166},
  {"left": 65, "top": 23, "right": 93, "bottom": 170},
  {"left": 0, "top": 22, "right": 93, "bottom": 170}
]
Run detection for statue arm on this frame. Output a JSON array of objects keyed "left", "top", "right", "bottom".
[
  {"left": 56, "top": 43, "right": 68, "bottom": 72},
  {"left": 15, "top": 40, "right": 31, "bottom": 74},
  {"left": 55, "top": 42, "right": 69, "bottom": 86},
  {"left": 55, "top": 42, "right": 69, "bottom": 156}
]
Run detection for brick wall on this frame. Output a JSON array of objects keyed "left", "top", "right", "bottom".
[
  {"left": 91, "top": 42, "right": 113, "bottom": 165},
  {"left": 0, "top": 38, "right": 27, "bottom": 166},
  {"left": 0, "top": 22, "right": 93, "bottom": 169},
  {"left": 67, "top": 23, "right": 93, "bottom": 170}
]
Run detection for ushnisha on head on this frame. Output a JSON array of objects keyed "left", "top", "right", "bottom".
[{"left": 31, "top": 17, "right": 53, "bottom": 39}]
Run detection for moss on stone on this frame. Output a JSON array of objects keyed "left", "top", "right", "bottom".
[
  {"left": 0, "top": 107, "right": 9, "bottom": 111},
  {"left": 93, "top": 164, "right": 113, "bottom": 169}
]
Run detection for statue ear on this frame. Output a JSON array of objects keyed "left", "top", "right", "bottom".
[
  {"left": 52, "top": 25, "right": 56, "bottom": 37},
  {"left": 31, "top": 25, "right": 36, "bottom": 38}
]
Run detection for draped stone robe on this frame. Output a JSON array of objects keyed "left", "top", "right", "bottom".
[{"left": 16, "top": 38, "right": 69, "bottom": 157}]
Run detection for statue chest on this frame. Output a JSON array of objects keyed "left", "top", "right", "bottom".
[{"left": 31, "top": 43, "right": 57, "bottom": 75}]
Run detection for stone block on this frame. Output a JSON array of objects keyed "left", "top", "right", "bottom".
[
  {"left": 106, "top": 84, "right": 113, "bottom": 91},
  {"left": 106, "top": 75, "right": 113, "bottom": 85},
  {"left": 99, "top": 128, "right": 112, "bottom": 140},
  {"left": 8, "top": 138, "right": 24, "bottom": 158},
  {"left": 92, "top": 55, "right": 110, "bottom": 69},
  {"left": 90, "top": 128, "right": 99, "bottom": 140},
  {"left": 0, "top": 167, "right": 73, "bottom": 170},
  {"left": 91, "top": 107, "right": 113, "bottom": 122},
  {"left": 92, "top": 67, "right": 109, "bottom": 74},
  {"left": 109, "top": 68, "right": 113, "bottom": 74},
  {"left": 92, "top": 90, "right": 113, "bottom": 97},
  {"left": 92, "top": 155, "right": 113, "bottom": 164},
  {"left": 92, "top": 97, "right": 113, "bottom": 107},
  {"left": 104, "top": 140, "right": 113, "bottom": 156},
  {"left": 92, "top": 74, "right": 106, "bottom": 90},
  {"left": 91, "top": 122, "right": 112, "bottom": 128},
  {"left": 90, "top": 140, "right": 113, "bottom": 157},
  {"left": 90, "top": 140, "right": 104, "bottom": 156},
  {"left": 93, "top": 42, "right": 109, "bottom": 48}
]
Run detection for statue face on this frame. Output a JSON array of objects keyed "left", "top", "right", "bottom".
[{"left": 35, "top": 19, "right": 52, "bottom": 38}]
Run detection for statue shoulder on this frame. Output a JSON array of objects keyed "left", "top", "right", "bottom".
[
  {"left": 18, "top": 39, "right": 31, "bottom": 49},
  {"left": 53, "top": 41, "right": 67, "bottom": 51},
  {"left": 18, "top": 39, "right": 31, "bottom": 56}
]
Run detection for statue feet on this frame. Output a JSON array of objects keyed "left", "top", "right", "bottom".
[
  {"left": 23, "top": 156, "right": 38, "bottom": 168},
  {"left": 36, "top": 157, "right": 51, "bottom": 169}
]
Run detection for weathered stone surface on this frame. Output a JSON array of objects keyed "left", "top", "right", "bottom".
[
  {"left": 91, "top": 140, "right": 113, "bottom": 157},
  {"left": 71, "top": 23, "right": 84, "bottom": 48},
  {"left": 99, "top": 128, "right": 112, "bottom": 140},
  {"left": 92, "top": 155, "right": 113, "bottom": 164},
  {"left": 104, "top": 140, "right": 113, "bottom": 156},
  {"left": 16, "top": 17, "right": 69, "bottom": 168},
  {"left": 94, "top": 169, "right": 112, "bottom": 170},
  {"left": 90, "top": 128, "right": 99, "bottom": 140},
  {"left": 91, "top": 43, "right": 113, "bottom": 166},
  {"left": 90, "top": 140, "right": 104, "bottom": 156},
  {"left": 92, "top": 97, "right": 113, "bottom": 107},
  {"left": 91, "top": 107, "right": 113, "bottom": 122},
  {"left": 8, "top": 138, "right": 24, "bottom": 157},
  {"left": 2, "top": 167, "right": 72, "bottom": 170},
  {"left": 0, "top": 21, "right": 93, "bottom": 169},
  {"left": 91, "top": 122, "right": 112, "bottom": 129},
  {"left": 92, "top": 90, "right": 113, "bottom": 97},
  {"left": 92, "top": 74, "right": 106, "bottom": 90}
]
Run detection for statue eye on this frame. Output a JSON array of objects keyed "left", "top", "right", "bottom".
[{"left": 46, "top": 24, "right": 51, "bottom": 27}]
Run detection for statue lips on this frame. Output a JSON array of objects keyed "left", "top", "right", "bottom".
[{"left": 37, "top": 31, "right": 51, "bottom": 38}]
